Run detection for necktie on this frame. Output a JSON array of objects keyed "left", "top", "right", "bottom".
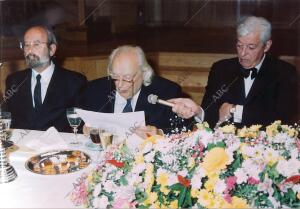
[
  {"left": 34, "top": 74, "right": 42, "bottom": 109},
  {"left": 241, "top": 67, "right": 258, "bottom": 79},
  {"left": 122, "top": 98, "right": 133, "bottom": 112}
]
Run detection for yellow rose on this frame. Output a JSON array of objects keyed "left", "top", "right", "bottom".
[
  {"left": 157, "top": 172, "right": 169, "bottom": 187},
  {"left": 135, "top": 153, "right": 144, "bottom": 164},
  {"left": 202, "top": 147, "right": 229, "bottom": 175},
  {"left": 220, "top": 125, "right": 236, "bottom": 134},
  {"left": 197, "top": 189, "right": 214, "bottom": 208},
  {"left": 204, "top": 176, "right": 218, "bottom": 191},
  {"left": 196, "top": 122, "right": 210, "bottom": 130},
  {"left": 191, "top": 188, "right": 200, "bottom": 198},
  {"left": 169, "top": 200, "right": 178, "bottom": 208},
  {"left": 297, "top": 192, "right": 300, "bottom": 200},
  {"left": 144, "top": 192, "right": 158, "bottom": 205},
  {"left": 231, "top": 196, "right": 250, "bottom": 208},
  {"left": 160, "top": 186, "right": 170, "bottom": 195}
]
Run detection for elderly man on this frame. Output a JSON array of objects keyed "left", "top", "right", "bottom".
[
  {"left": 3, "top": 25, "right": 86, "bottom": 132},
  {"left": 171, "top": 16, "right": 298, "bottom": 128},
  {"left": 80, "top": 45, "right": 186, "bottom": 135}
]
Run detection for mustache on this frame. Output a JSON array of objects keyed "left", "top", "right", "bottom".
[{"left": 25, "top": 53, "right": 39, "bottom": 60}]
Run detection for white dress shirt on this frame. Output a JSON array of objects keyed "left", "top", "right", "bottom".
[
  {"left": 31, "top": 62, "right": 55, "bottom": 107},
  {"left": 233, "top": 54, "right": 265, "bottom": 123},
  {"left": 114, "top": 90, "right": 141, "bottom": 113}
]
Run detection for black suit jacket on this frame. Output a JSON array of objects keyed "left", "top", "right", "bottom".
[
  {"left": 79, "top": 76, "right": 189, "bottom": 133},
  {"left": 201, "top": 54, "right": 299, "bottom": 128},
  {"left": 3, "top": 66, "right": 87, "bottom": 132}
]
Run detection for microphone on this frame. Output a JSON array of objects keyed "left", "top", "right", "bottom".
[{"left": 147, "top": 94, "right": 174, "bottom": 107}]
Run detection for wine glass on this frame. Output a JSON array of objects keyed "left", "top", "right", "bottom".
[
  {"left": 0, "top": 112, "right": 11, "bottom": 141},
  {"left": 66, "top": 108, "right": 82, "bottom": 145}
]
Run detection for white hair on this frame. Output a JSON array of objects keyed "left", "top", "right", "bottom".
[
  {"left": 237, "top": 16, "right": 272, "bottom": 44},
  {"left": 107, "top": 45, "right": 154, "bottom": 86}
]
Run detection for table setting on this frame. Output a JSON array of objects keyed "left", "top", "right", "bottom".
[{"left": 0, "top": 106, "right": 299, "bottom": 208}]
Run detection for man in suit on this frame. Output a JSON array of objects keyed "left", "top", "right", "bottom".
[
  {"left": 3, "top": 25, "right": 86, "bottom": 132},
  {"left": 169, "top": 16, "right": 298, "bottom": 128},
  {"left": 199, "top": 16, "right": 298, "bottom": 128},
  {"left": 80, "top": 45, "right": 186, "bottom": 135}
]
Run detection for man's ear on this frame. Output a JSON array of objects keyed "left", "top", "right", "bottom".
[
  {"left": 49, "top": 44, "right": 57, "bottom": 57},
  {"left": 264, "top": 40, "right": 272, "bottom": 53}
]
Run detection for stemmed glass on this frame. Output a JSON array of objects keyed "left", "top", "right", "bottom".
[
  {"left": 0, "top": 112, "right": 11, "bottom": 141},
  {"left": 66, "top": 108, "right": 82, "bottom": 145}
]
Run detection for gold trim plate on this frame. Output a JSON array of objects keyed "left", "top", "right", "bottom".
[{"left": 25, "top": 150, "right": 91, "bottom": 175}]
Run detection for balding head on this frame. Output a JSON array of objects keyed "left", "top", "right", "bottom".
[{"left": 22, "top": 26, "right": 57, "bottom": 72}]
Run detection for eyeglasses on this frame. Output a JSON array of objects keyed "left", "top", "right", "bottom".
[
  {"left": 109, "top": 71, "right": 139, "bottom": 84},
  {"left": 19, "top": 41, "right": 49, "bottom": 51},
  {"left": 236, "top": 43, "right": 263, "bottom": 51}
]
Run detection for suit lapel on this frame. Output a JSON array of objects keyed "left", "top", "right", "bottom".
[
  {"left": 20, "top": 69, "right": 34, "bottom": 110},
  {"left": 135, "top": 85, "right": 148, "bottom": 112},
  {"left": 41, "top": 66, "right": 60, "bottom": 108}
]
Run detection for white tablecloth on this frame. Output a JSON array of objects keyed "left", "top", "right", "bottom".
[{"left": 0, "top": 129, "right": 99, "bottom": 208}]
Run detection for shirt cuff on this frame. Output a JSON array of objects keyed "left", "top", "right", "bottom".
[
  {"left": 233, "top": 105, "right": 243, "bottom": 123},
  {"left": 194, "top": 106, "right": 205, "bottom": 123}
]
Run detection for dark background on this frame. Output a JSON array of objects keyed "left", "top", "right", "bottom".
[{"left": 0, "top": 0, "right": 299, "bottom": 61}]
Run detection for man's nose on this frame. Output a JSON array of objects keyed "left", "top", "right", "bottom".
[
  {"left": 240, "top": 46, "right": 248, "bottom": 56},
  {"left": 116, "top": 79, "right": 124, "bottom": 89}
]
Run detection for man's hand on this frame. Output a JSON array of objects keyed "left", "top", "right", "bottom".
[
  {"left": 167, "top": 98, "right": 201, "bottom": 119},
  {"left": 219, "top": 103, "right": 235, "bottom": 121}
]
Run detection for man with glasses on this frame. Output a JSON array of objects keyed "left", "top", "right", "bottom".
[
  {"left": 80, "top": 45, "right": 186, "bottom": 136},
  {"left": 3, "top": 25, "right": 86, "bottom": 131},
  {"left": 196, "top": 16, "right": 298, "bottom": 128}
]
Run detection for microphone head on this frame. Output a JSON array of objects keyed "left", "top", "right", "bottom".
[{"left": 148, "top": 94, "right": 158, "bottom": 104}]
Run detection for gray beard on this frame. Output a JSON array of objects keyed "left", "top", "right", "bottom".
[{"left": 25, "top": 54, "right": 50, "bottom": 69}]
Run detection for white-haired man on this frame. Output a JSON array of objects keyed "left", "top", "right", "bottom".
[
  {"left": 80, "top": 45, "right": 188, "bottom": 136},
  {"left": 170, "top": 16, "right": 298, "bottom": 128}
]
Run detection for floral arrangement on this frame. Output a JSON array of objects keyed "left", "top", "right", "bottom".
[{"left": 70, "top": 121, "right": 300, "bottom": 208}]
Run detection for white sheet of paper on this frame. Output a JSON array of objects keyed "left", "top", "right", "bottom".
[{"left": 76, "top": 109, "right": 146, "bottom": 139}]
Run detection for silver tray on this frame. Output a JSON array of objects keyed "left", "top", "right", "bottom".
[{"left": 25, "top": 150, "right": 91, "bottom": 175}]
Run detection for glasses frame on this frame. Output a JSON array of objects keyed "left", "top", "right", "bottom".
[
  {"left": 19, "top": 41, "right": 49, "bottom": 51},
  {"left": 109, "top": 70, "right": 140, "bottom": 84}
]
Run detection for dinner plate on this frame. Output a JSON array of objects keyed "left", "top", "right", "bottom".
[{"left": 25, "top": 150, "right": 91, "bottom": 175}]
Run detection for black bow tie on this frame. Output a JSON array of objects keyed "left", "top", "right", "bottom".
[{"left": 241, "top": 67, "right": 258, "bottom": 79}]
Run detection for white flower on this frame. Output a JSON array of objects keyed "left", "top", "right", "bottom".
[
  {"left": 268, "top": 195, "right": 280, "bottom": 208},
  {"left": 243, "top": 159, "right": 263, "bottom": 180},
  {"left": 191, "top": 174, "right": 202, "bottom": 189},
  {"left": 93, "top": 183, "right": 102, "bottom": 197},
  {"left": 258, "top": 177, "right": 274, "bottom": 195},
  {"left": 168, "top": 173, "right": 178, "bottom": 185},
  {"left": 214, "top": 179, "right": 226, "bottom": 194},
  {"left": 197, "top": 130, "right": 214, "bottom": 147},
  {"left": 131, "top": 163, "right": 146, "bottom": 175},
  {"left": 103, "top": 180, "right": 116, "bottom": 193},
  {"left": 292, "top": 184, "right": 300, "bottom": 193},
  {"left": 178, "top": 169, "right": 188, "bottom": 177},
  {"left": 277, "top": 158, "right": 300, "bottom": 177},
  {"left": 93, "top": 195, "right": 109, "bottom": 208},
  {"left": 143, "top": 142, "right": 153, "bottom": 154},
  {"left": 263, "top": 147, "right": 279, "bottom": 164},
  {"left": 144, "top": 151, "right": 155, "bottom": 163},
  {"left": 234, "top": 168, "right": 248, "bottom": 184}
]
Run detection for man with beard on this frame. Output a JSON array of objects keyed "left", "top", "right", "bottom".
[{"left": 3, "top": 26, "right": 86, "bottom": 132}]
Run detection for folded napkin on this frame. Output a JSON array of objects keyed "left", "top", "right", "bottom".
[{"left": 20, "top": 127, "right": 69, "bottom": 152}]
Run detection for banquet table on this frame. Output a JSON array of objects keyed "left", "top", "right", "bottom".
[{"left": 0, "top": 129, "right": 100, "bottom": 208}]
